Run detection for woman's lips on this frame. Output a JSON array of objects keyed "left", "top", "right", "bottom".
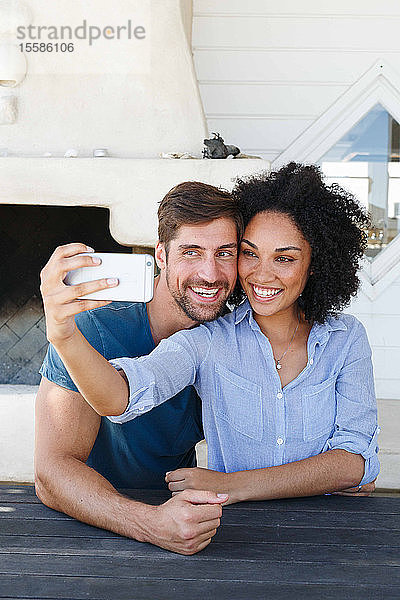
[{"left": 250, "top": 284, "right": 283, "bottom": 302}]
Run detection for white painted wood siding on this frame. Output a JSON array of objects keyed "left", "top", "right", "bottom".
[{"left": 193, "top": 0, "right": 400, "bottom": 161}]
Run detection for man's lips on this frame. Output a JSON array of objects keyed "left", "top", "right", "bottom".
[
  {"left": 187, "top": 285, "right": 224, "bottom": 303},
  {"left": 251, "top": 283, "right": 283, "bottom": 302}
]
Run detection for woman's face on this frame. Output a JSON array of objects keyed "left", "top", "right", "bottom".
[{"left": 238, "top": 211, "right": 312, "bottom": 318}]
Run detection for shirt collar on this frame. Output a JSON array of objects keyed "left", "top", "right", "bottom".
[
  {"left": 234, "top": 299, "right": 253, "bottom": 325},
  {"left": 309, "top": 315, "right": 347, "bottom": 344},
  {"left": 234, "top": 299, "right": 348, "bottom": 339}
]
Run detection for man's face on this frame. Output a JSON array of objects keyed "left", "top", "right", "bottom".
[{"left": 160, "top": 218, "right": 238, "bottom": 322}]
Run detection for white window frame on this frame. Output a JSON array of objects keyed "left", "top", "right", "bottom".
[{"left": 272, "top": 60, "right": 400, "bottom": 299}]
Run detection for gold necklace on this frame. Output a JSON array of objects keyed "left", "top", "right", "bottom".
[{"left": 275, "top": 314, "right": 300, "bottom": 371}]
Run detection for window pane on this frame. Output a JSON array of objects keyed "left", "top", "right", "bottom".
[{"left": 319, "top": 104, "right": 400, "bottom": 258}]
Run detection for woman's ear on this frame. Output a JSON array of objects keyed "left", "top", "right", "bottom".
[{"left": 155, "top": 241, "right": 167, "bottom": 271}]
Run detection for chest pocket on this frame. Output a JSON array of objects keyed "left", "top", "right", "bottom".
[
  {"left": 301, "top": 375, "right": 337, "bottom": 442},
  {"left": 214, "top": 364, "right": 263, "bottom": 441}
]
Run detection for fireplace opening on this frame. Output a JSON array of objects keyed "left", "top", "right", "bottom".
[{"left": 0, "top": 205, "right": 135, "bottom": 385}]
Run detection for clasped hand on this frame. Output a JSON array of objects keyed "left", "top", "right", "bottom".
[{"left": 166, "top": 467, "right": 234, "bottom": 504}]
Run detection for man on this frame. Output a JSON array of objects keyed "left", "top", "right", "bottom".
[{"left": 36, "top": 181, "right": 241, "bottom": 555}]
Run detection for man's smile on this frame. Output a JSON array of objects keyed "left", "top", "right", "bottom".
[{"left": 189, "top": 285, "right": 222, "bottom": 300}]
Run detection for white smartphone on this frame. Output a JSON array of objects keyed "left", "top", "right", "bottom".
[{"left": 65, "top": 253, "right": 155, "bottom": 302}]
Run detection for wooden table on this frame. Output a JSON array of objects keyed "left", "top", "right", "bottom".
[{"left": 1, "top": 485, "right": 399, "bottom": 599}]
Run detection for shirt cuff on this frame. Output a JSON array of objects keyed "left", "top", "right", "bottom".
[
  {"left": 106, "top": 358, "right": 155, "bottom": 424},
  {"left": 322, "top": 426, "right": 380, "bottom": 485}
]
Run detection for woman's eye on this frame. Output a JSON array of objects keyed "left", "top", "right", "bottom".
[
  {"left": 276, "top": 256, "right": 294, "bottom": 263},
  {"left": 242, "top": 249, "right": 257, "bottom": 258}
]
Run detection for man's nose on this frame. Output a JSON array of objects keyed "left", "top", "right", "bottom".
[{"left": 197, "top": 258, "right": 220, "bottom": 282}]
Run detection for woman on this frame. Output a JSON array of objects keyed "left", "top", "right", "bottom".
[{"left": 49, "top": 163, "right": 380, "bottom": 503}]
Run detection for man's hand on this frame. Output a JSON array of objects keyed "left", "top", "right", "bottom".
[
  {"left": 40, "top": 243, "right": 118, "bottom": 345},
  {"left": 333, "top": 480, "right": 376, "bottom": 497},
  {"left": 144, "top": 489, "right": 227, "bottom": 555},
  {"left": 166, "top": 467, "right": 235, "bottom": 504},
  {"left": 36, "top": 380, "right": 225, "bottom": 556}
]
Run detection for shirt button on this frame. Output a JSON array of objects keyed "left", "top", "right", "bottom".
[
  {"left": 277, "top": 392, "right": 283, "bottom": 399},
  {"left": 277, "top": 437, "right": 284, "bottom": 445},
  {"left": 138, "top": 406, "right": 145, "bottom": 411},
  {"left": 309, "top": 358, "right": 314, "bottom": 365}
]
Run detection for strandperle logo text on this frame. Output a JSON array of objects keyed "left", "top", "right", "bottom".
[{"left": 17, "top": 20, "right": 146, "bottom": 46}]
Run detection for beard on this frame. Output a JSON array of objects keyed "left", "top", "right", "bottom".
[{"left": 166, "top": 271, "right": 230, "bottom": 323}]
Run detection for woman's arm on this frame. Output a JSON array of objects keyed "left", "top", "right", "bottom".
[
  {"left": 166, "top": 449, "right": 365, "bottom": 504},
  {"left": 52, "top": 325, "right": 212, "bottom": 421},
  {"left": 167, "top": 318, "right": 379, "bottom": 503},
  {"left": 53, "top": 328, "right": 130, "bottom": 416}
]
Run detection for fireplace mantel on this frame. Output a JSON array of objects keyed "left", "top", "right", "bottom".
[{"left": 0, "top": 157, "right": 269, "bottom": 246}]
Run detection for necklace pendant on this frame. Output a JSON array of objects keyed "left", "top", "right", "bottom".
[{"left": 276, "top": 361, "right": 282, "bottom": 370}]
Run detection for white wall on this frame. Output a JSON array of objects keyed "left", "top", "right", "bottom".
[{"left": 193, "top": 0, "right": 400, "bottom": 160}]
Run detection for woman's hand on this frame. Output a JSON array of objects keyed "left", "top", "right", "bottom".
[
  {"left": 166, "top": 468, "right": 235, "bottom": 504},
  {"left": 40, "top": 243, "right": 118, "bottom": 346}
]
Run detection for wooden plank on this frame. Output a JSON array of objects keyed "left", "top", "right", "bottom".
[
  {"left": 1, "top": 553, "right": 400, "bottom": 586},
  {"left": 0, "top": 536, "right": 399, "bottom": 566},
  {"left": 193, "top": 49, "right": 395, "bottom": 84},
  {"left": 192, "top": 15, "right": 400, "bottom": 51},
  {"left": 1, "top": 519, "right": 399, "bottom": 547},
  {"left": 214, "top": 524, "right": 400, "bottom": 546},
  {"left": 0, "top": 485, "right": 169, "bottom": 506},
  {"left": 226, "top": 496, "right": 400, "bottom": 514},
  {"left": 0, "top": 485, "right": 38, "bottom": 504},
  {"left": 0, "top": 575, "right": 398, "bottom": 600},
  {"left": 0, "top": 519, "right": 122, "bottom": 538},
  {"left": 199, "top": 83, "right": 345, "bottom": 116},
  {"left": 2, "top": 502, "right": 399, "bottom": 531},
  {"left": 1, "top": 486, "right": 399, "bottom": 515},
  {"left": 0, "top": 504, "right": 73, "bottom": 520},
  {"left": 221, "top": 510, "right": 400, "bottom": 530},
  {"left": 194, "top": 0, "right": 400, "bottom": 16}
]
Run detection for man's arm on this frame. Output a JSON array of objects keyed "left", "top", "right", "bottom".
[
  {"left": 166, "top": 449, "right": 365, "bottom": 503},
  {"left": 35, "top": 377, "right": 226, "bottom": 554}
]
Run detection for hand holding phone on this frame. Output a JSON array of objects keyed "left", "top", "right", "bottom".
[
  {"left": 65, "top": 252, "right": 154, "bottom": 302},
  {"left": 40, "top": 244, "right": 154, "bottom": 347}
]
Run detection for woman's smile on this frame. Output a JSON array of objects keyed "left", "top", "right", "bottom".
[{"left": 250, "top": 284, "right": 283, "bottom": 301}]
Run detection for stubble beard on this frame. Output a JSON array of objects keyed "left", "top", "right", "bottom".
[{"left": 166, "top": 269, "right": 230, "bottom": 323}]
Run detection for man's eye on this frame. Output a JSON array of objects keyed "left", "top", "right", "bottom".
[
  {"left": 183, "top": 250, "right": 199, "bottom": 256},
  {"left": 217, "top": 251, "right": 235, "bottom": 258}
]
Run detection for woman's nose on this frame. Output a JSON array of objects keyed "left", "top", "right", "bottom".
[{"left": 253, "top": 260, "right": 276, "bottom": 284}]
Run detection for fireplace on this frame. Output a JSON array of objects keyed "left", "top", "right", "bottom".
[{"left": 0, "top": 204, "right": 134, "bottom": 385}]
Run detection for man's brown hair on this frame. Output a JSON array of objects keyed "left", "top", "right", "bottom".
[{"left": 158, "top": 181, "right": 243, "bottom": 251}]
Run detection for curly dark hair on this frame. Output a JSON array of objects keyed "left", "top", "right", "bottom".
[{"left": 230, "top": 162, "right": 370, "bottom": 323}]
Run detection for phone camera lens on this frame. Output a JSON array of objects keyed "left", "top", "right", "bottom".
[{"left": 146, "top": 261, "right": 152, "bottom": 267}]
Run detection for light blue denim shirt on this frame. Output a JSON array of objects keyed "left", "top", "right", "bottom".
[{"left": 109, "top": 300, "right": 379, "bottom": 485}]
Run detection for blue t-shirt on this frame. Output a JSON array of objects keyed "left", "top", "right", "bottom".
[{"left": 39, "top": 302, "right": 203, "bottom": 489}]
